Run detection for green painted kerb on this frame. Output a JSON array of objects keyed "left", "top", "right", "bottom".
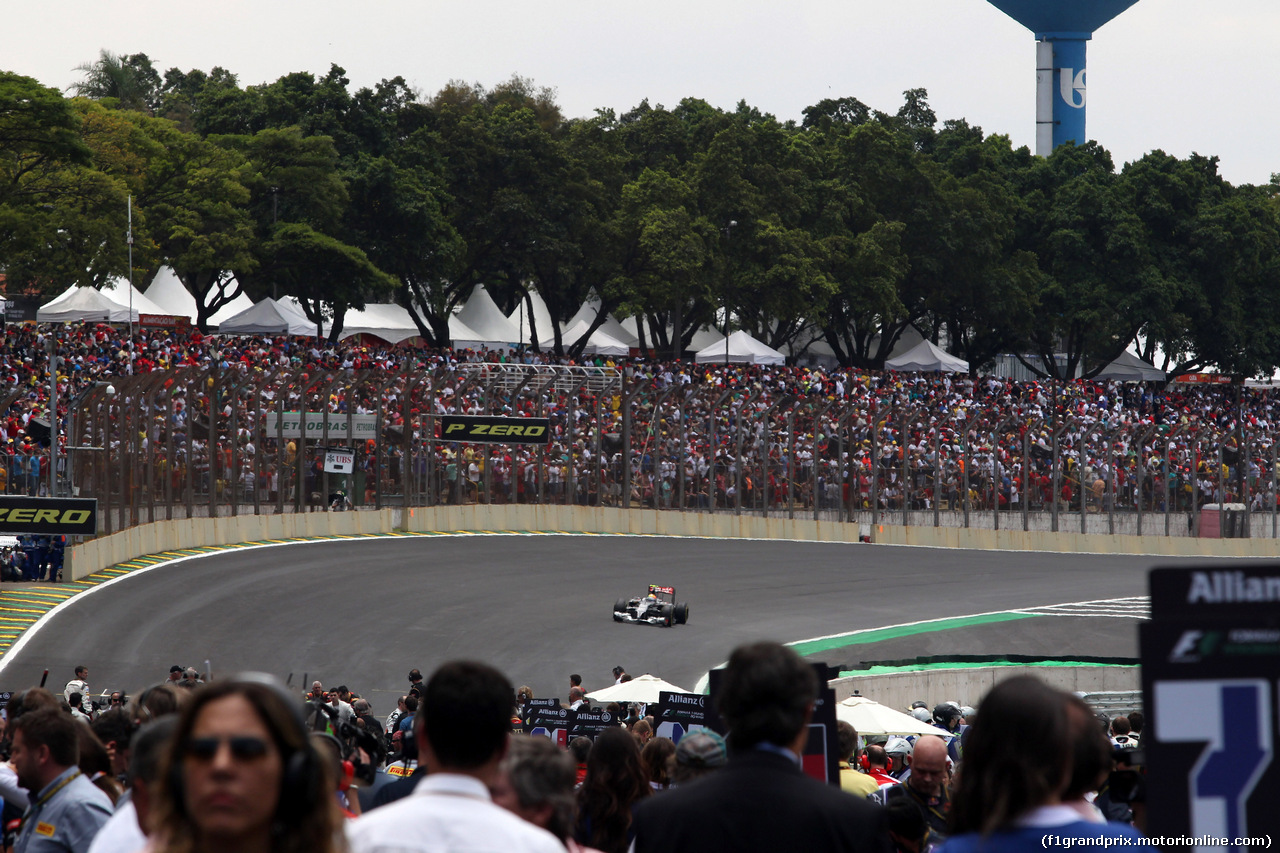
[{"left": 788, "top": 611, "right": 1042, "bottom": 657}]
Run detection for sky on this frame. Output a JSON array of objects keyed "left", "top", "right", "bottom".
[{"left": 8, "top": 1, "right": 1278, "bottom": 187}]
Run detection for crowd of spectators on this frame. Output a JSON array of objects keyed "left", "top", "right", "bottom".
[
  {"left": 0, "top": 647, "right": 1146, "bottom": 852},
  {"left": 4, "top": 322, "right": 1280, "bottom": 529}
]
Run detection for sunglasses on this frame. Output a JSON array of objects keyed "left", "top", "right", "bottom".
[{"left": 185, "top": 736, "right": 271, "bottom": 761}]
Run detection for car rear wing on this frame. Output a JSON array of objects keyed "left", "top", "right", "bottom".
[{"left": 648, "top": 584, "right": 675, "bottom": 596}]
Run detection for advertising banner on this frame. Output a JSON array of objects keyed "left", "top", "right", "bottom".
[
  {"left": 651, "top": 691, "right": 709, "bottom": 744},
  {"left": 264, "top": 412, "right": 378, "bottom": 440},
  {"left": 440, "top": 415, "right": 551, "bottom": 445},
  {"left": 0, "top": 496, "right": 97, "bottom": 535},
  {"left": 1140, "top": 566, "right": 1280, "bottom": 845},
  {"left": 324, "top": 447, "right": 355, "bottom": 474}
]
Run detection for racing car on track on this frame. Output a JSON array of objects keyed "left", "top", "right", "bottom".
[{"left": 613, "top": 584, "right": 689, "bottom": 627}]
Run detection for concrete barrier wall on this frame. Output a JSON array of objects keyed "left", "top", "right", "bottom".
[
  {"left": 829, "top": 665, "right": 1141, "bottom": 712},
  {"left": 70, "top": 506, "right": 1280, "bottom": 580}
]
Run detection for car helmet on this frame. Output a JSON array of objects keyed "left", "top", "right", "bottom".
[
  {"left": 885, "top": 736, "right": 914, "bottom": 757},
  {"left": 909, "top": 700, "right": 928, "bottom": 711},
  {"left": 911, "top": 708, "right": 932, "bottom": 722},
  {"left": 960, "top": 705, "right": 977, "bottom": 721}
]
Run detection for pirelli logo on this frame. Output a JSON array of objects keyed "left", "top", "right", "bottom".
[
  {"left": 0, "top": 497, "right": 98, "bottom": 535},
  {"left": 440, "top": 416, "right": 551, "bottom": 445}
]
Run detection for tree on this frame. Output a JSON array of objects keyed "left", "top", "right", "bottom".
[
  {"left": 71, "top": 51, "right": 162, "bottom": 113},
  {"left": 0, "top": 74, "right": 99, "bottom": 292}
]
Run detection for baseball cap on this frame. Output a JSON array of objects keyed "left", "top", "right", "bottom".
[{"left": 675, "top": 731, "right": 727, "bottom": 769}]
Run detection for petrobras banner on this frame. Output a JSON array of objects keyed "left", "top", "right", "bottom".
[
  {"left": 440, "top": 415, "right": 551, "bottom": 445},
  {"left": 0, "top": 496, "right": 97, "bottom": 535},
  {"left": 264, "top": 412, "right": 378, "bottom": 440}
]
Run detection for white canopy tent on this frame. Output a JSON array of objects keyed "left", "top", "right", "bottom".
[
  {"left": 337, "top": 303, "right": 423, "bottom": 345},
  {"left": 694, "top": 330, "right": 786, "bottom": 365},
  {"left": 143, "top": 267, "right": 255, "bottom": 326},
  {"left": 567, "top": 296, "right": 639, "bottom": 348},
  {"left": 1094, "top": 350, "right": 1166, "bottom": 382},
  {"left": 99, "top": 278, "right": 172, "bottom": 318},
  {"left": 216, "top": 298, "right": 318, "bottom": 337},
  {"left": 546, "top": 319, "right": 631, "bottom": 357},
  {"left": 884, "top": 340, "right": 969, "bottom": 373},
  {"left": 37, "top": 287, "right": 134, "bottom": 323},
  {"left": 587, "top": 674, "right": 693, "bottom": 705},
  {"left": 507, "top": 288, "right": 556, "bottom": 345},
  {"left": 835, "top": 696, "right": 957, "bottom": 738},
  {"left": 455, "top": 285, "right": 522, "bottom": 348}
]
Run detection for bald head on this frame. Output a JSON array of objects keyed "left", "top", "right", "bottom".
[{"left": 908, "top": 735, "right": 949, "bottom": 797}]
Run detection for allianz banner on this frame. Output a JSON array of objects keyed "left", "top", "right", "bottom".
[
  {"left": 0, "top": 496, "right": 97, "bottom": 535},
  {"left": 440, "top": 415, "right": 551, "bottom": 445}
]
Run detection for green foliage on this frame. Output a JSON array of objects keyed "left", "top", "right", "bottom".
[{"left": 12, "top": 60, "right": 1280, "bottom": 377}]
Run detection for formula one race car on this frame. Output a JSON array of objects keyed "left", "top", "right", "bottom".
[{"left": 613, "top": 585, "right": 689, "bottom": 627}]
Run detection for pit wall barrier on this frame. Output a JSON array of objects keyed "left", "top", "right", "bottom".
[
  {"left": 69, "top": 506, "right": 1280, "bottom": 580},
  {"left": 829, "top": 665, "right": 1140, "bottom": 714}
]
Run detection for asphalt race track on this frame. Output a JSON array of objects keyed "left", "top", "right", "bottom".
[{"left": 0, "top": 535, "right": 1264, "bottom": 705}]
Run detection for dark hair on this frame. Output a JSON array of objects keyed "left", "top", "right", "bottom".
[
  {"left": 419, "top": 661, "right": 513, "bottom": 770},
  {"left": 1126, "top": 710, "right": 1144, "bottom": 734},
  {"left": 575, "top": 727, "right": 650, "bottom": 853},
  {"left": 1110, "top": 715, "right": 1131, "bottom": 736},
  {"left": 13, "top": 708, "right": 79, "bottom": 766},
  {"left": 76, "top": 726, "right": 122, "bottom": 804},
  {"left": 91, "top": 707, "right": 137, "bottom": 752},
  {"left": 886, "top": 798, "right": 928, "bottom": 850},
  {"left": 837, "top": 720, "right": 859, "bottom": 761},
  {"left": 950, "top": 675, "right": 1071, "bottom": 836},
  {"left": 569, "top": 736, "right": 592, "bottom": 764},
  {"left": 129, "top": 717, "right": 179, "bottom": 786},
  {"left": 716, "top": 642, "right": 817, "bottom": 750},
  {"left": 865, "top": 744, "right": 889, "bottom": 768},
  {"left": 640, "top": 737, "right": 676, "bottom": 788},
  {"left": 130, "top": 682, "right": 185, "bottom": 723},
  {"left": 1062, "top": 695, "right": 1111, "bottom": 801},
  {"left": 502, "top": 735, "right": 578, "bottom": 842},
  {"left": 151, "top": 676, "right": 340, "bottom": 853},
  {"left": 570, "top": 674, "right": 582, "bottom": 687},
  {"left": 404, "top": 694, "right": 418, "bottom": 713}
]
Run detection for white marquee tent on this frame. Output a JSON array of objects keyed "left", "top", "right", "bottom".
[
  {"left": 216, "top": 298, "right": 317, "bottom": 337},
  {"left": 884, "top": 340, "right": 969, "bottom": 373},
  {"left": 143, "top": 267, "right": 255, "bottom": 327},
  {"left": 37, "top": 287, "right": 134, "bottom": 323},
  {"left": 337, "top": 303, "right": 423, "bottom": 345},
  {"left": 541, "top": 320, "right": 631, "bottom": 357},
  {"left": 567, "top": 296, "right": 639, "bottom": 348},
  {"left": 1094, "top": 350, "right": 1166, "bottom": 382},
  {"left": 507, "top": 288, "right": 556, "bottom": 345},
  {"left": 694, "top": 330, "right": 786, "bottom": 365},
  {"left": 455, "top": 285, "right": 522, "bottom": 348}
]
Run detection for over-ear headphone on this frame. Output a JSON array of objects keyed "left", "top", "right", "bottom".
[
  {"left": 858, "top": 752, "right": 870, "bottom": 772},
  {"left": 167, "top": 672, "right": 322, "bottom": 826}
]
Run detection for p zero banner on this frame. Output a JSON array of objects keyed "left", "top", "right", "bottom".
[
  {"left": 0, "top": 496, "right": 97, "bottom": 535},
  {"left": 440, "top": 415, "right": 551, "bottom": 445}
]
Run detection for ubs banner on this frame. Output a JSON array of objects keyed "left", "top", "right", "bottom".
[
  {"left": 440, "top": 415, "right": 551, "bottom": 445},
  {"left": 0, "top": 496, "right": 97, "bottom": 535},
  {"left": 1140, "top": 566, "right": 1280, "bottom": 846}
]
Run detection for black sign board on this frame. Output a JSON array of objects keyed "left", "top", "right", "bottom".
[
  {"left": 1140, "top": 565, "right": 1280, "bottom": 843},
  {"left": 440, "top": 415, "right": 551, "bottom": 445},
  {"left": 0, "top": 496, "right": 97, "bottom": 535},
  {"left": 522, "top": 705, "right": 620, "bottom": 746},
  {"left": 707, "top": 661, "right": 841, "bottom": 786},
  {"left": 651, "top": 691, "right": 710, "bottom": 743}
]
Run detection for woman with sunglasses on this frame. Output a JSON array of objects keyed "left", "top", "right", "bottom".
[{"left": 149, "top": 674, "right": 344, "bottom": 853}]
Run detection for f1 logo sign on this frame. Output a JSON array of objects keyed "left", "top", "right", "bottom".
[{"left": 1059, "top": 68, "right": 1087, "bottom": 108}]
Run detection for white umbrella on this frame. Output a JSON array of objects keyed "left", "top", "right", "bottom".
[
  {"left": 835, "top": 695, "right": 956, "bottom": 738},
  {"left": 587, "top": 674, "right": 692, "bottom": 704}
]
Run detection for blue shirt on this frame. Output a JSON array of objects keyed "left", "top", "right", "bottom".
[{"left": 14, "top": 768, "right": 113, "bottom": 853}]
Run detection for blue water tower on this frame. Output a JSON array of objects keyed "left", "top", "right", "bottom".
[{"left": 986, "top": 0, "right": 1141, "bottom": 154}]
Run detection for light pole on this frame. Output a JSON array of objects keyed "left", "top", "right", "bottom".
[{"left": 722, "top": 220, "right": 737, "bottom": 365}]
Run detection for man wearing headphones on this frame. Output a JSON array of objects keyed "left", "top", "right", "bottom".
[{"left": 348, "top": 661, "right": 562, "bottom": 853}]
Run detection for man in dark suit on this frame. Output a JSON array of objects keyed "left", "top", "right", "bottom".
[{"left": 632, "top": 641, "right": 892, "bottom": 853}]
